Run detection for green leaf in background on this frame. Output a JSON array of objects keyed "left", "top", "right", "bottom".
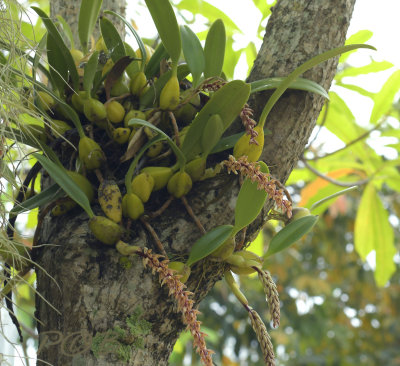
[
  {"left": 0, "top": 160, "right": 18, "bottom": 189},
  {"left": 204, "top": 19, "right": 226, "bottom": 79},
  {"left": 181, "top": 80, "right": 250, "bottom": 161},
  {"left": 100, "top": 16, "right": 126, "bottom": 63},
  {"left": 370, "top": 69, "right": 400, "bottom": 124},
  {"left": 335, "top": 82, "right": 375, "bottom": 99},
  {"left": 339, "top": 30, "right": 373, "bottom": 63},
  {"left": 78, "top": 0, "right": 103, "bottom": 53},
  {"left": 265, "top": 215, "right": 318, "bottom": 257},
  {"left": 233, "top": 161, "right": 270, "bottom": 235},
  {"left": 310, "top": 186, "right": 358, "bottom": 212},
  {"left": 176, "top": 0, "right": 241, "bottom": 34},
  {"left": 145, "top": 0, "right": 181, "bottom": 66},
  {"left": 10, "top": 184, "right": 64, "bottom": 217},
  {"left": 250, "top": 77, "right": 329, "bottom": 99},
  {"left": 104, "top": 10, "right": 147, "bottom": 72},
  {"left": 354, "top": 183, "right": 396, "bottom": 287},
  {"left": 180, "top": 25, "right": 205, "bottom": 86},
  {"left": 83, "top": 51, "right": 99, "bottom": 95},
  {"left": 32, "top": 7, "right": 79, "bottom": 91},
  {"left": 33, "top": 154, "right": 94, "bottom": 218},
  {"left": 56, "top": 15, "right": 75, "bottom": 49},
  {"left": 186, "top": 225, "right": 234, "bottom": 267},
  {"left": 336, "top": 61, "right": 393, "bottom": 81}
]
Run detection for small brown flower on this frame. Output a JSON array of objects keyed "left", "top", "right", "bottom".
[{"left": 136, "top": 248, "right": 214, "bottom": 366}]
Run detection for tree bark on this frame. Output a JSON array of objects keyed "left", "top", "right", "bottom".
[
  {"left": 35, "top": 1, "right": 356, "bottom": 365},
  {"left": 50, "top": 0, "right": 126, "bottom": 48}
]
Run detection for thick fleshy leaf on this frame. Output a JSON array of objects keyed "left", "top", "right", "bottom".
[
  {"left": 100, "top": 16, "right": 126, "bottom": 63},
  {"left": 259, "top": 44, "right": 376, "bottom": 126},
  {"left": 250, "top": 77, "right": 329, "bottom": 99},
  {"left": 32, "top": 7, "right": 79, "bottom": 91},
  {"left": 204, "top": 19, "right": 226, "bottom": 78},
  {"left": 310, "top": 186, "right": 358, "bottom": 211},
  {"left": 233, "top": 161, "right": 270, "bottom": 235},
  {"left": 266, "top": 215, "right": 319, "bottom": 257},
  {"left": 339, "top": 30, "right": 373, "bottom": 63},
  {"left": 83, "top": 51, "right": 99, "bottom": 95},
  {"left": 180, "top": 25, "right": 204, "bottom": 86},
  {"left": 78, "top": 0, "right": 103, "bottom": 53},
  {"left": 354, "top": 183, "right": 396, "bottom": 287},
  {"left": 145, "top": 0, "right": 181, "bottom": 65},
  {"left": 145, "top": 43, "right": 168, "bottom": 79},
  {"left": 10, "top": 184, "right": 64, "bottom": 217},
  {"left": 56, "top": 15, "right": 75, "bottom": 49},
  {"left": 186, "top": 225, "right": 234, "bottom": 267},
  {"left": 104, "top": 11, "right": 147, "bottom": 72},
  {"left": 46, "top": 33, "right": 69, "bottom": 94},
  {"left": 33, "top": 154, "right": 94, "bottom": 218},
  {"left": 370, "top": 69, "right": 400, "bottom": 124},
  {"left": 181, "top": 80, "right": 250, "bottom": 161}
]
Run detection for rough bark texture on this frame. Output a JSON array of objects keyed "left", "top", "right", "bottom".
[
  {"left": 50, "top": 0, "right": 126, "bottom": 47},
  {"left": 35, "top": 1, "right": 356, "bottom": 365}
]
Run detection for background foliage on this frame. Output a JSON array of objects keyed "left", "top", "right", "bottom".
[{"left": 0, "top": 0, "right": 399, "bottom": 365}]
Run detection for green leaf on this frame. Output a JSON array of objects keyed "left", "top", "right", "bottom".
[
  {"left": 145, "top": 0, "right": 181, "bottom": 66},
  {"left": 78, "top": 0, "right": 103, "bottom": 53},
  {"left": 33, "top": 154, "right": 94, "bottom": 218},
  {"left": 354, "top": 183, "right": 396, "bottom": 286},
  {"left": 181, "top": 80, "right": 251, "bottom": 161},
  {"left": 265, "top": 215, "right": 318, "bottom": 257},
  {"left": 46, "top": 33, "right": 69, "bottom": 94},
  {"left": 32, "top": 7, "right": 79, "bottom": 91},
  {"left": 186, "top": 225, "right": 234, "bottom": 267},
  {"left": 175, "top": 0, "right": 241, "bottom": 34},
  {"left": 57, "top": 15, "right": 75, "bottom": 49},
  {"left": 145, "top": 42, "right": 168, "bottom": 79},
  {"left": 259, "top": 44, "right": 376, "bottom": 127},
  {"left": 4, "top": 128, "right": 60, "bottom": 165},
  {"left": 104, "top": 11, "right": 147, "bottom": 72},
  {"left": 180, "top": 25, "right": 204, "bottom": 86},
  {"left": 339, "top": 30, "right": 373, "bottom": 63},
  {"left": 370, "top": 69, "right": 400, "bottom": 124},
  {"left": 310, "top": 186, "right": 358, "bottom": 212},
  {"left": 0, "top": 160, "right": 18, "bottom": 189},
  {"left": 10, "top": 184, "right": 64, "bottom": 217},
  {"left": 233, "top": 161, "right": 270, "bottom": 235},
  {"left": 335, "top": 82, "right": 375, "bottom": 99},
  {"left": 83, "top": 51, "right": 99, "bottom": 95},
  {"left": 336, "top": 61, "right": 393, "bottom": 80},
  {"left": 100, "top": 16, "right": 126, "bottom": 63},
  {"left": 250, "top": 77, "right": 329, "bottom": 99},
  {"left": 128, "top": 119, "right": 186, "bottom": 170},
  {"left": 204, "top": 19, "right": 226, "bottom": 79}
]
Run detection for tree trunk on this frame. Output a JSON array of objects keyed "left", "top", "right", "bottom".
[{"left": 35, "top": 1, "right": 356, "bottom": 365}]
